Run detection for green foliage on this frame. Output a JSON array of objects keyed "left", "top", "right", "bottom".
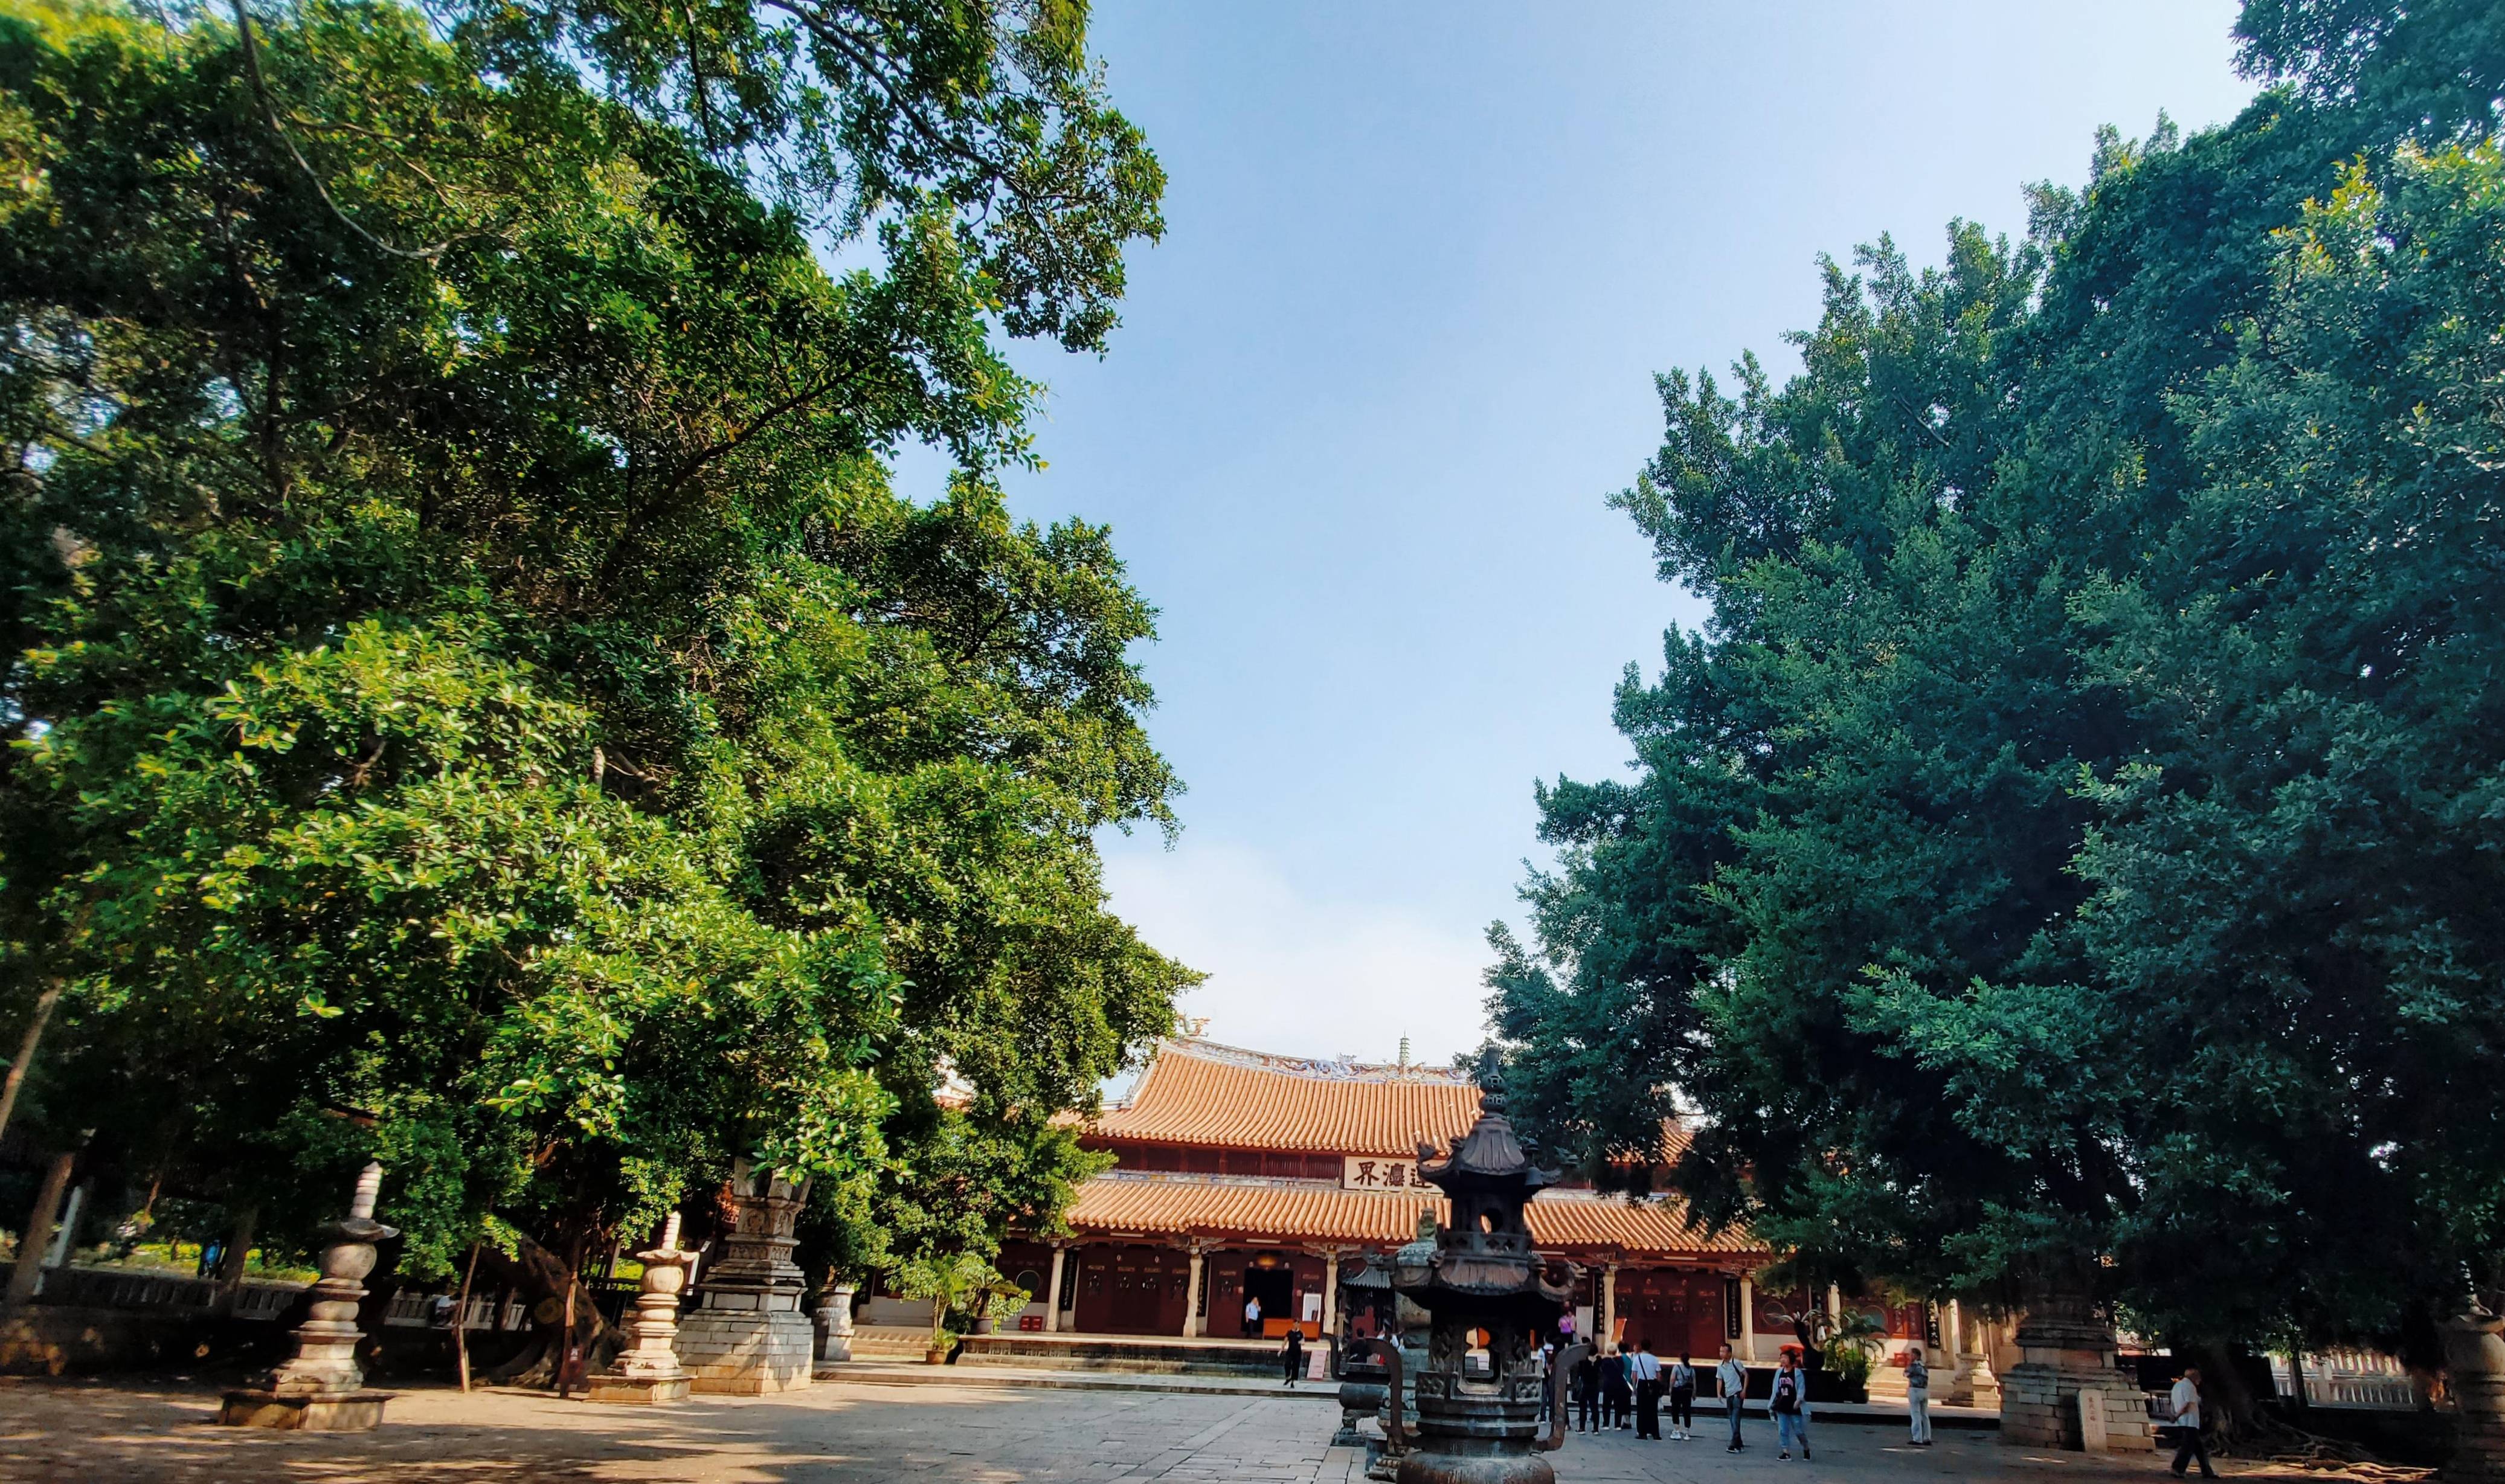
[
  {"left": 1821, "top": 1308, "right": 1883, "bottom": 1387},
  {"left": 891, "top": 1245, "right": 1027, "bottom": 1347},
  {"left": 0, "top": 0, "right": 1184, "bottom": 1281},
  {"left": 2236, "top": 0, "right": 2505, "bottom": 143},
  {"left": 438, "top": 0, "right": 1166, "bottom": 349},
  {"left": 1491, "top": 1, "right": 2505, "bottom": 1361}
]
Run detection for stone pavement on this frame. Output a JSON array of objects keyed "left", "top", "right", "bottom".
[{"left": 0, "top": 1373, "right": 2277, "bottom": 1483}]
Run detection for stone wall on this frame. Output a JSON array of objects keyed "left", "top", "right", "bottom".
[
  {"left": 675, "top": 1308, "right": 814, "bottom": 1394},
  {"left": 2001, "top": 1360, "right": 2152, "bottom": 1451}
]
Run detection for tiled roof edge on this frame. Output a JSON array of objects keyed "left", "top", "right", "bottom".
[{"left": 1149, "top": 1035, "right": 1476, "bottom": 1085}]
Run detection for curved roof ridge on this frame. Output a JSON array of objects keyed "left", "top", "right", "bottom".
[
  {"left": 1091, "top": 1036, "right": 1482, "bottom": 1155},
  {"left": 1154, "top": 1035, "right": 1474, "bottom": 1084}
]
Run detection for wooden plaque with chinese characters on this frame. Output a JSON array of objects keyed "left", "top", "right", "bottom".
[{"left": 1340, "top": 1155, "right": 1420, "bottom": 1191}]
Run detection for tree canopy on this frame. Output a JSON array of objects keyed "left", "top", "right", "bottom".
[
  {"left": 0, "top": 0, "right": 1186, "bottom": 1303},
  {"left": 1490, "top": 0, "right": 2505, "bottom": 1369}
]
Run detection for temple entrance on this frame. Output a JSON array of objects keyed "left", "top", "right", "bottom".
[
  {"left": 1240, "top": 1257, "right": 1293, "bottom": 1335},
  {"left": 1070, "top": 1245, "right": 1191, "bottom": 1335},
  {"left": 1616, "top": 1268, "right": 1727, "bottom": 1361}
]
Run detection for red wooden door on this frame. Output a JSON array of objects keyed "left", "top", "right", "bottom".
[
  {"left": 1618, "top": 1269, "right": 1725, "bottom": 1361},
  {"left": 1076, "top": 1245, "right": 1191, "bottom": 1335}
]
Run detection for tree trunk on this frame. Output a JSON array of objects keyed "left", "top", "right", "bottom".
[
  {"left": 5, "top": 1150, "right": 76, "bottom": 1306},
  {"left": 2192, "top": 1341, "right": 2267, "bottom": 1450},
  {"left": 471, "top": 1227, "right": 627, "bottom": 1386},
  {"left": 0, "top": 981, "right": 63, "bottom": 1148},
  {"left": 455, "top": 1241, "right": 481, "bottom": 1393}
]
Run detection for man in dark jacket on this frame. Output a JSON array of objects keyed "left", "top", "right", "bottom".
[
  {"left": 1602, "top": 1346, "right": 1633, "bottom": 1430},
  {"left": 1573, "top": 1348, "right": 1600, "bottom": 1432}
]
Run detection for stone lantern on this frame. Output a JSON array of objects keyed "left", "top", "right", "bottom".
[
  {"left": 218, "top": 1161, "right": 398, "bottom": 1431},
  {"left": 1334, "top": 1253, "right": 1393, "bottom": 1447},
  {"left": 1388, "top": 1070, "right": 1585, "bottom": 1484},
  {"left": 588, "top": 1213, "right": 696, "bottom": 1404}
]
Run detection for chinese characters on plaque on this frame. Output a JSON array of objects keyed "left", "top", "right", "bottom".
[{"left": 1340, "top": 1155, "right": 1416, "bottom": 1191}]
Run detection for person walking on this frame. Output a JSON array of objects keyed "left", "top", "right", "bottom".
[
  {"left": 1905, "top": 1349, "right": 1933, "bottom": 1447},
  {"left": 1574, "top": 1346, "right": 1601, "bottom": 1433},
  {"left": 1717, "top": 1343, "right": 1751, "bottom": 1453},
  {"left": 1603, "top": 1346, "right": 1633, "bottom": 1430},
  {"left": 1281, "top": 1323, "right": 1304, "bottom": 1386},
  {"left": 1632, "top": 1340, "right": 1665, "bottom": 1440},
  {"left": 1770, "top": 1349, "right": 1812, "bottom": 1460},
  {"left": 1669, "top": 1352, "right": 1697, "bottom": 1441},
  {"left": 2168, "top": 1365, "right": 2220, "bottom": 1479},
  {"left": 1243, "top": 1292, "right": 1262, "bottom": 1338}
]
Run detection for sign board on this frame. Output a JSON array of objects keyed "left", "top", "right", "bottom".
[
  {"left": 2079, "top": 1389, "right": 2111, "bottom": 1453},
  {"left": 1340, "top": 1155, "right": 1420, "bottom": 1191}
]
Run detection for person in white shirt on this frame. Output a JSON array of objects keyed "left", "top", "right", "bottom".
[
  {"left": 1630, "top": 1341, "right": 1665, "bottom": 1439},
  {"left": 1242, "top": 1294, "right": 1261, "bottom": 1337},
  {"left": 1717, "top": 1344, "right": 1751, "bottom": 1452},
  {"left": 1906, "top": 1351, "right": 1932, "bottom": 1446},
  {"left": 1668, "top": 1352, "right": 1697, "bottom": 1440},
  {"left": 2169, "top": 1366, "right": 2218, "bottom": 1479}
]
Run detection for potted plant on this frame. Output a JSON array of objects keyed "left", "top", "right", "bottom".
[
  {"left": 1820, "top": 1309, "right": 1885, "bottom": 1404},
  {"left": 892, "top": 1252, "right": 1033, "bottom": 1365}
]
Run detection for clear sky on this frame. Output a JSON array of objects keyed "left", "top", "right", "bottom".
[{"left": 907, "top": 2, "right": 2260, "bottom": 1065}]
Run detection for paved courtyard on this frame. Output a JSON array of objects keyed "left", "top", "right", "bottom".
[{"left": 0, "top": 1375, "right": 2286, "bottom": 1484}]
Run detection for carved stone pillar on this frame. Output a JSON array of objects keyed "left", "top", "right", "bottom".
[
  {"left": 2442, "top": 1308, "right": 2505, "bottom": 1481},
  {"left": 814, "top": 1282, "right": 858, "bottom": 1364},
  {"left": 1043, "top": 1245, "right": 1067, "bottom": 1333},
  {"left": 218, "top": 1163, "right": 397, "bottom": 1430},
  {"left": 674, "top": 1160, "right": 815, "bottom": 1394},
  {"left": 1998, "top": 1275, "right": 2146, "bottom": 1451},
  {"left": 1317, "top": 1244, "right": 1349, "bottom": 1339},
  {"left": 1944, "top": 1299, "right": 2001, "bottom": 1408},
  {"left": 1183, "top": 1244, "right": 1206, "bottom": 1338},
  {"left": 1601, "top": 1264, "right": 1618, "bottom": 1349},
  {"left": 1739, "top": 1274, "right": 1760, "bottom": 1361},
  {"left": 590, "top": 1214, "right": 696, "bottom": 1403}
]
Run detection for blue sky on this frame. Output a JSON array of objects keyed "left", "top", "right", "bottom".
[{"left": 902, "top": 2, "right": 2259, "bottom": 1064}]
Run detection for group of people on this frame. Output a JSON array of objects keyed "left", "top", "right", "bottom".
[{"left": 1561, "top": 1341, "right": 1821, "bottom": 1459}]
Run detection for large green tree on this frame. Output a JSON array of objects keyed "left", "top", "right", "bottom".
[
  {"left": 1490, "top": 0, "right": 2505, "bottom": 1401},
  {"left": 0, "top": 0, "right": 1186, "bottom": 1333}
]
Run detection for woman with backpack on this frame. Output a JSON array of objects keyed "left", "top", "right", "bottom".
[{"left": 1770, "top": 1349, "right": 1812, "bottom": 1460}]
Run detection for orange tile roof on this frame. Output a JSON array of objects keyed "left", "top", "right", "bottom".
[
  {"left": 1071, "top": 1178, "right": 1442, "bottom": 1245},
  {"left": 1090, "top": 1038, "right": 1482, "bottom": 1155},
  {"left": 1066, "top": 1176, "right": 1764, "bottom": 1261}
]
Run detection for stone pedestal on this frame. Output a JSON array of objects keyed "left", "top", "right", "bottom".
[
  {"left": 1998, "top": 1288, "right": 2148, "bottom": 1453},
  {"left": 675, "top": 1161, "right": 815, "bottom": 1395},
  {"left": 1337, "top": 1347, "right": 1390, "bottom": 1448},
  {"left": 2442, "top": 1310, "right": 2505, "bottom": 1481},
  {"left": 1950, "top": 1350, "right": 2002, "bottom": 1410},
  {"left": 219, "top": 1162, "right": 399, "bottom": 1431},
  {"left": 588, "top": 1215, "right": 695, "bottom": 1404},
  {"left": 814, "top": 1283, "right": 857, "bottom": 1364}
]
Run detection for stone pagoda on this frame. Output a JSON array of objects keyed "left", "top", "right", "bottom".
[
  {"left": 674, "top": 1160, "right": 816, "bottom": 1394},
  {"left": 587, "top": 1213, "right": 696, "bottom": 1404},
  {"left": 1388, "top": 1067, "right": 1583, "bottom": 1484},
  {"left": 217, "top": 1162, "right": 399, "bottom": 1431}
]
